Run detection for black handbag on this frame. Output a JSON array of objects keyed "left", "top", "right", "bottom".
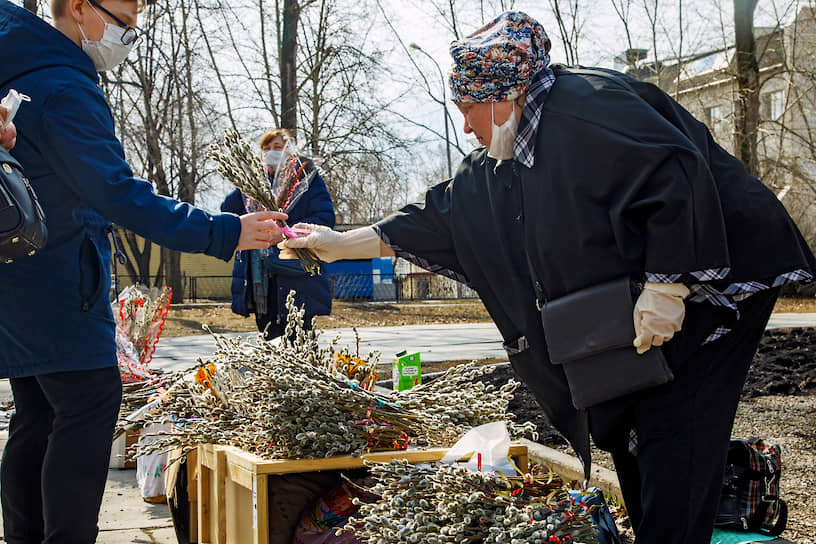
[
  {"left": 541, "top": 277, "right": 674, "bottom": 409},
  {"left": 0, "top": 147, "right": 47, "bottom": 262}
]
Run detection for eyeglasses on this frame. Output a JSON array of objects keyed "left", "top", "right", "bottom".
[{"left": 87, "top": 0, "right": 140, "bottom": 46}]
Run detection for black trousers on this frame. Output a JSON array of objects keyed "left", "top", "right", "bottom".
[
  {"left": 1, "top": 365, "right": 122, "bottom": 544},
  {"left": 591, "top": 288, "right": 779, "bottom": 544}
]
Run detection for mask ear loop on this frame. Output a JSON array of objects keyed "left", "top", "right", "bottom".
[
  {"left": 491, "top": 101, "right": 516, "bottom": 128},
  {"left": 77, "top": 0, "right": 108, "bottom": 43},
  {"left": 490, "top": 101, "right": 516, "bottom": 172},
  {"left": 77, "top": 21, "right": 90, "bottom": 41}
]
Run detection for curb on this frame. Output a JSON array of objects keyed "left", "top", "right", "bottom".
[{"left": 518, "top": 438, "right": 624, "bottom": 504}]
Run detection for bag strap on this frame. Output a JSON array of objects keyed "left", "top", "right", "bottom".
[
  {"left": 758, "top": 499, "right": 787, "bottom": 536},
  {"left": 0, "top": 146, "right": 22, "bottom": 170}
]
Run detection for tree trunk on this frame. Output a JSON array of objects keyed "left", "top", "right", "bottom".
[
  {"left": 120, "top": 228, "right": 152, "bottom": 285},
  {"left": 280, "top": 0, "right": 301, "bottom": 137},
  {"left": 733, "top": 0, "right": 760, "bottom": 177},
  {"left": 161, "top": 247, "right": 184, "bottom": 301}
]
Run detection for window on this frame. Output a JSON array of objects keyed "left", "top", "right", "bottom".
[
  {"left": 762, "top": 90, "right": 785, "bottom": 121},
  {"left": 706, "top": 105, "right": 725, "bottom": 132}
]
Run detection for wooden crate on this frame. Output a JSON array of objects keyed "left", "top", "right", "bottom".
[
  {"left": 188, "top": 443, "right": 528, "bottom": 544},
  {"left": 109, "top": 428, "right": 140, "bottom": 469}
]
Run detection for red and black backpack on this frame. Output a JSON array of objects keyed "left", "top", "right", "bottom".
[{"left": 714, "top": 437, "right": 787, "bottom": 536}]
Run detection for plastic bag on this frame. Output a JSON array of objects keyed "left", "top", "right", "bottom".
[
  {"left": 440, "top": 421, "right": 517, "bottom": 475},
  {"left": 568, "top": 488, "right": 622, "bottom": 544},
  {"left": 292, "top": 482, "right": 366, "bottom": 544},
  {"left": 115, "top": 327, "right": 152, "bottom": 384},
  {"left": 136, "top": 423, "right": 170, "bottom": 503},
  {"left": 115, "top": 284, "right": 172, "bottom": 383}
]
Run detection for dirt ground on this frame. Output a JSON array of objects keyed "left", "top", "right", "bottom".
[
  {"left": 160, "top": 299, "right": 493, "bottom": 337},
  {"left": 160, "top": 297, "right": 816, "bottom": 338}
]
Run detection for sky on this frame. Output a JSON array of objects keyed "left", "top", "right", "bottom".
[
  {"left": 10, "top": 0, "right": 806, "bottom": 210},
  {"left": 373, "top": 0, "right": 804, "bottom": 185}
]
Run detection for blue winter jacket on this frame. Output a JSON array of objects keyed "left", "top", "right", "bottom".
[
  {"left": 220, "top": 172, "right": 335, "bottom": 326},
  {"left": 0, "top": 1, "right": 241, "bottom": 378}
]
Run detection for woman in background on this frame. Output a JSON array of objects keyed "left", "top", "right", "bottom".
[{"left": 221, "top": 128, "right": 335, "bottom": 339}]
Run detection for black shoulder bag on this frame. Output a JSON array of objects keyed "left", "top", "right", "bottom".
[
  {"left": 540, "top": 277, "right": 675, "bottom": 409},
  {"left": 0, "top": 146, "right": 47, "bottom": 262}
]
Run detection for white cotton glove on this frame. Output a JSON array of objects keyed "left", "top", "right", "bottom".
[
  {"left": 633, "top": 282, "right": 690, "bottom": 354},
  {"left": 277, "top": 224, "right": 382, "bottom": 263}
]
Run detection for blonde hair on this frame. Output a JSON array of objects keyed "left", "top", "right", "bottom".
[
  {"left": 51, "top": 0, "right": 146, "bottom": 19},
  {"left": 260, "top": 128, "right": 293, "bottom": 150}
]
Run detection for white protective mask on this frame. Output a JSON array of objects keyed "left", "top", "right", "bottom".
[
  {"left": 263, "top": 149, "right": 285, "bottom": 170},
  {"left": 78, "top": 5, "right": 135, "bottom": 72},
  {"left": 486, "top": 101, "right": 518, "bottom": 161}
]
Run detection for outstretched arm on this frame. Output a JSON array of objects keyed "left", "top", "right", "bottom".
[{"left": 278, "top": 225, "right": 392, "bottom": 262}]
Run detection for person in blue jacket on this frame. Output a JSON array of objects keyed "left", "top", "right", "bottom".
[
  {"left": 221, "top": 128, "right": 336, "bottom": 340},
  {"left": 0, "top": 1, "right": 287, "bottom": 542}
]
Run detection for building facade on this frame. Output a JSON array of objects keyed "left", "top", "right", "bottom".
[{"left": 622, "top": 8, "right": 816, "bottom": 250}]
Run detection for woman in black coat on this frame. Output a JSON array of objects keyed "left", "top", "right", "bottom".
[{"left": 279, "top": 12, "right": 814, "bottom": 543}]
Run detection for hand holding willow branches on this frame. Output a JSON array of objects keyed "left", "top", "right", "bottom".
[
  {"left": 209, "top": 131, "right": 321, "bottom": 274},
  {"left": 236, "top": 211, "right": 288, "bottom": 251}
]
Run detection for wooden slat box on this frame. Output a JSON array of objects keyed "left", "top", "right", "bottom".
[{"left": 188, "top": 443, "right": 529, "bottom": 544}]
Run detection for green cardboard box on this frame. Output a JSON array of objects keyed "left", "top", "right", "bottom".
[{"left": 392, "top": 350, "right": 421, "bottom": 391}]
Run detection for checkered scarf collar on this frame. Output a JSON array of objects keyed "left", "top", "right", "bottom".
[{"left": 513, "top": 67, "right": 556, "bottom": 167}]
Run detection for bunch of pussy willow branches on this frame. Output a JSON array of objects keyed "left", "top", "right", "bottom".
[
  {"left": 208, "top": 130, "right": 320, "bottom": 274},
  {"left": 122, "top": 293, "right": 537, "bottom": 461},
  {"left": 344, "top": 460, "right": 601, "bottom": 544}
]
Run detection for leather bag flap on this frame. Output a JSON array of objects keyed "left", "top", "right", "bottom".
[{"left": 542, "top": 277, "right": 636, "bottom": 364}]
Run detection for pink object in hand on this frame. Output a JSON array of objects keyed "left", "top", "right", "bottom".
[{"left": 279, "top": 225, "right": 312, "bottom": 238}]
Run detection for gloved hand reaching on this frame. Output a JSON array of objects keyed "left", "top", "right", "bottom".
[
  {"left": 633, "top": 282, "right": 690, "bottom": 354},
  {"left": 277, "top": 224, "right": 383, "bottom": 263}
]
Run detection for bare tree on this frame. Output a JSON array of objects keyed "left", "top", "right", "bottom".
[
  {"left": 611, "top": 0, "right": 636, "bottom": 60},
  {"left": 643, "top": 0, "right": 662, "bottom": 77},
  {"left": 279, "top": 0, "right": 318, "bottom": 137},
  {"left": 548, "top": 0, "right": 583, "bottom": 65},
  {"left": 106, "top": 0, "right": 220, "bottom": 298},
  {"left": 733, "top": 0, "right": 760, "bottom": 176},
  {"left": 753, "top": 4, "right": 816, "bottom": 249},
  {"left": 296, "top": 0, "right": 416, "bottom": 222}
]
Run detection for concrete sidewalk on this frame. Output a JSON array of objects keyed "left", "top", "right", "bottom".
[
  {"left": 150, "top": 322, "right": 507, "bottom": 373},
  {"left": 1, "top": 314, "right": 814, "bottom": 542}
]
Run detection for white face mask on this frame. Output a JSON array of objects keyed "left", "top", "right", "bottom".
[
  {"left": 487, "top": 101, "right": 518, "bottom": 161},
  {"left": 78, "top": 4, "right": 135, "bottom": 72},
  {"left": 263, "top": 149, "right": 285, "bottom": 169}
]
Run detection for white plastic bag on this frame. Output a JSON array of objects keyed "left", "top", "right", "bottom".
[
  {"left": 440, "top": 421, "right": 516, "bottom": 475},
  {"left": 136, "top": 423, "right": 171, "bottom": 502}
]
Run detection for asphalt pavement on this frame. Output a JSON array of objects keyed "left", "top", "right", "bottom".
[{"left": 0, "top": 313, "right": 814, "bottom": 542}]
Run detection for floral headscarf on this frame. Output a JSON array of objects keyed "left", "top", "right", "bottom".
[{"left": 448, "top": 11, "right": 551, "bottom": 103}]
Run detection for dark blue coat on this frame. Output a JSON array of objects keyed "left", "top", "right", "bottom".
[
  {"left": 0, "top": 1, "right": 242, "bottom": 378},
  {"left": 220, "top": 172, "right": 335, "bottom": 328}
]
